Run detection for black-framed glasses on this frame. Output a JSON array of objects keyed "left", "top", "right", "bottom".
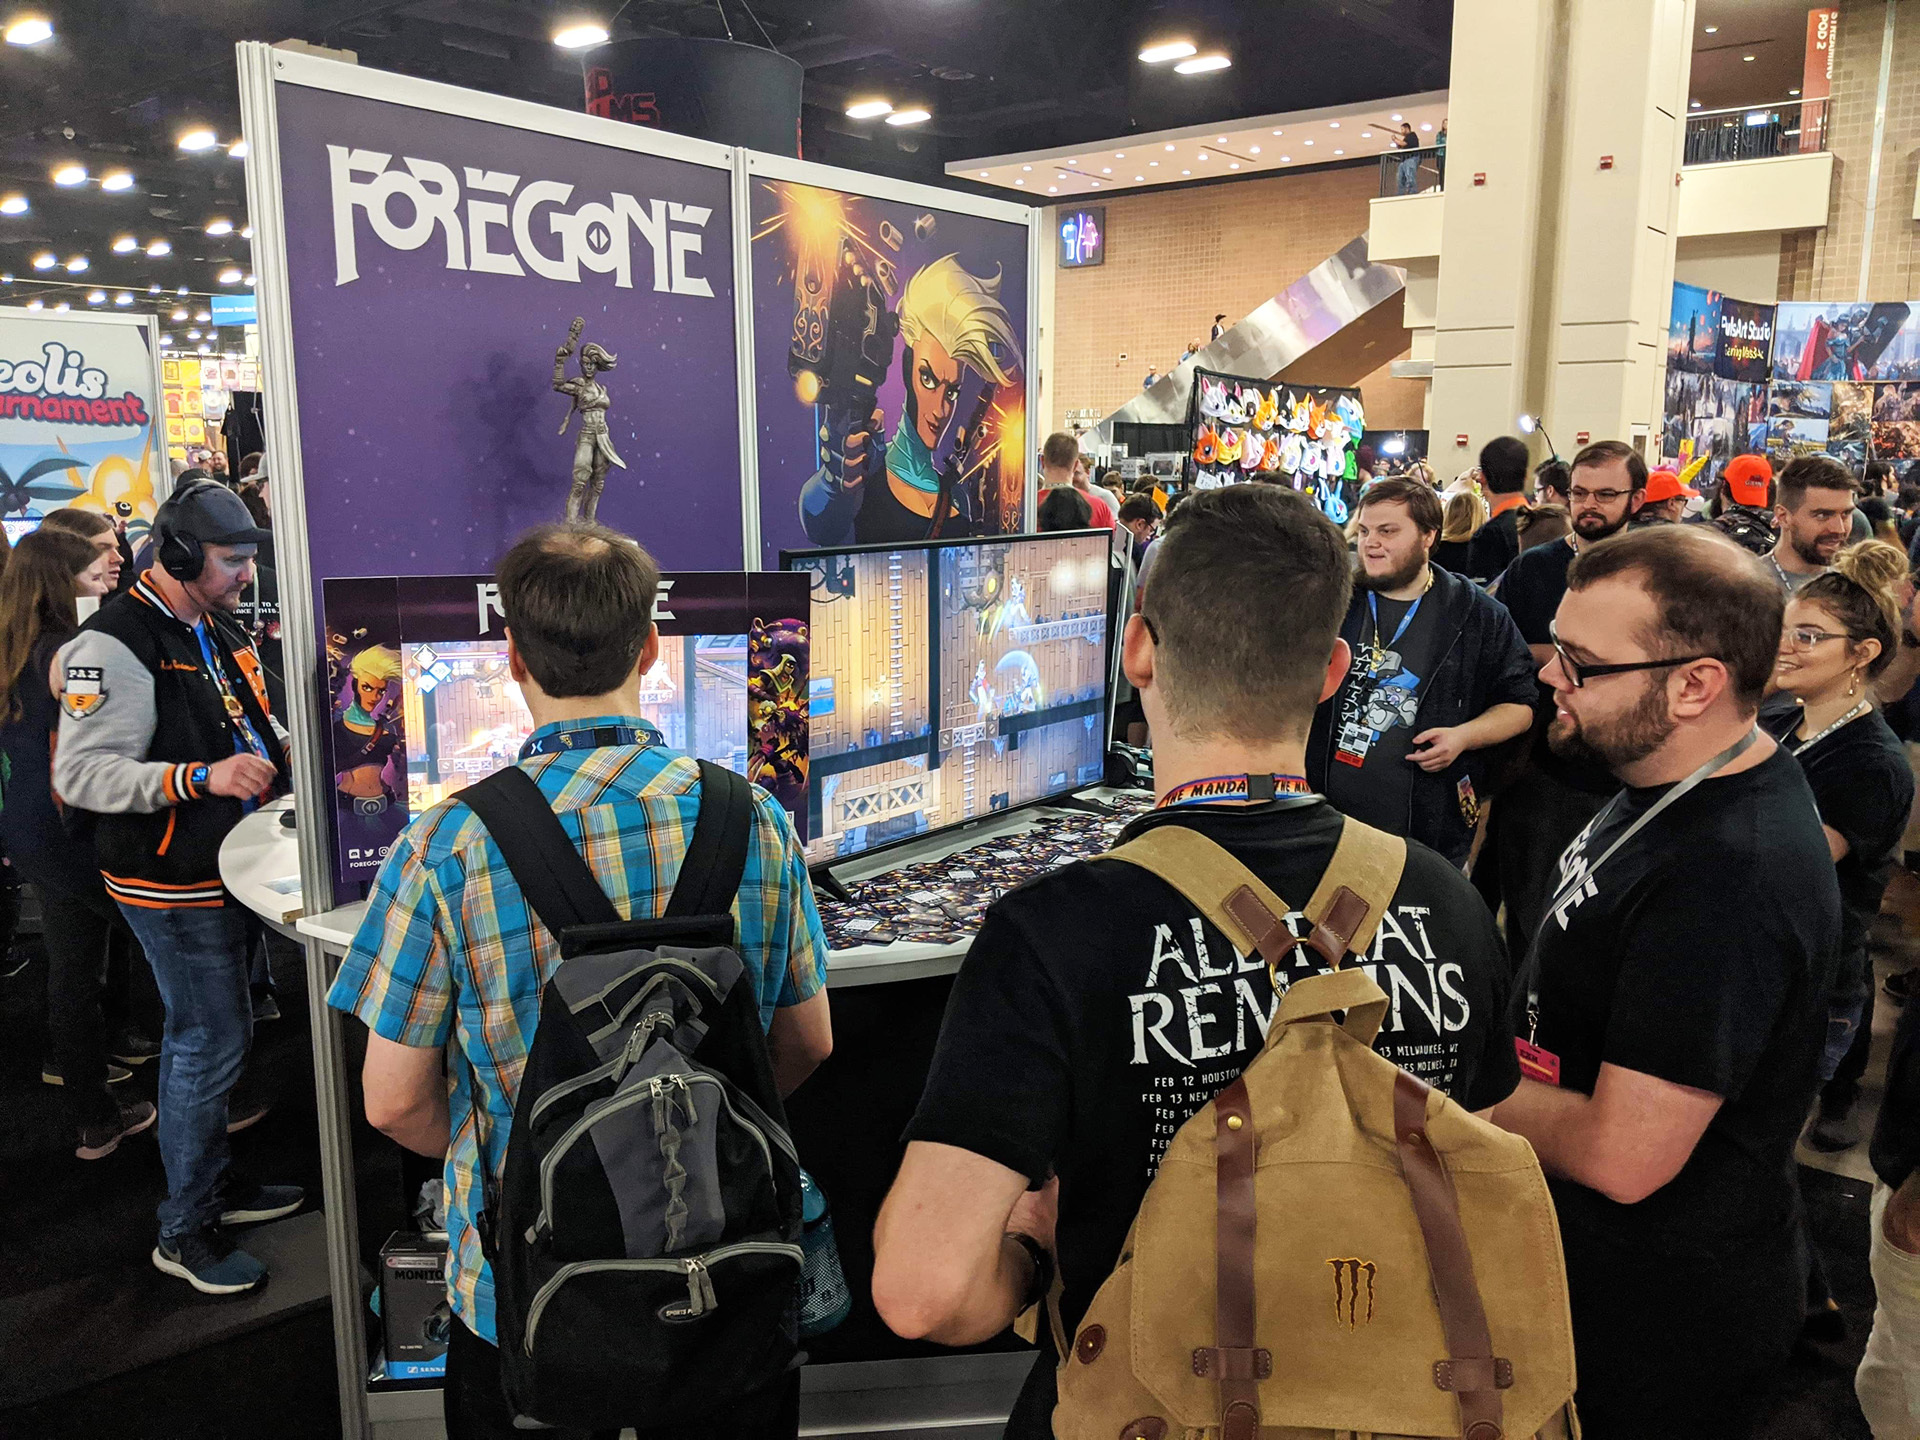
[
  {"left": 1548, "top": 621, "right": 1710, "bottom": 689},
  {"left": 1567, "top": 486, "right": 1634, "bottom": 505}
]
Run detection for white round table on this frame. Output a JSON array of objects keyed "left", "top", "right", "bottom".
[{"left": 216, "top": 795, "right": 306, "bottom": 942}]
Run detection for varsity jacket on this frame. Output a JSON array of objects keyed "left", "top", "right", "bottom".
[{"left": 52, "top": 571, "right": 289, "bottom": 909}]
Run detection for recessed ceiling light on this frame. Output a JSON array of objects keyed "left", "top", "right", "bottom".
[
  {"left": 1304, "top": 139, "right": 1314, "bottom": 146},
  {"left": 1691, "top": 99, "right": 1702, "bottom": 107},
  {"left": 844, "top": 98, "right": 892, "bottom": 119},
  {"left": 1164, "top": 143, "right": 1176, "bottom": 152},
  {"left": 158, "top": 334, "right": 170, "bottom": 345},
  {"left": 26, "top": 299, "right": 40, "bottom": 310},
  {"left": 1704, "top": 24, "right": 1718, "bottom": 32},
  {"left": 1182, "top": 169, "right": 1191, "bottom": 176},
  {"left": 187, "top": 328, "right": 201, "bottom": 340},
  {"left": 551, "top": 21, "right": 609, "bottom": 48},
  {"left": 5, "top": 15, "right": 52, "bottom": 44},
  {"left": 101, "top": 170, "right": 133, "bottom": 191},
  {"left": 1272, "top": 129, "right": 1283, "bottom": 136},
  {"left": 1174, "top": 54, "right": 1231, "bottom": 74},
  {"left": 1790, "top": 88, "right": 1802, "bottom": 96},
  {"left": 1362, "top": 130, "right": 1374, "bottom": 138},
  {"left": 177, "top": 285, "right": 188, "bottom": 295},
  {"left": 242, "top": 274, "right": 253, "bottom": 286},
  {"left": 177, "top": 128, "right": 218, "bottom": 152},
  {"left": 1066, "top": 158, "right": 1078, "bottom": 165},
  {"left": 31, "top": 251, "right": 54, "bottom": 270},
  {"left": 0, "top": 195, "right": 25, "bottom": 215},
  {"left": 1115, "top": 152, "right": 1125, "bottom": 159},
  {"left": 147, "top": 238, "right": 171, "bottom": 256},
  {"left": 979, "top": 170, "right": 989, "bottom": 177},
  {"left": 1048, "top": 186, "right": 1057, "bottom": 193},
  {"left": 1420, "top": 123, "right": 1433, "bottom": 131},
  {"left": 240, "top": 225, "right": 253, "bottom": 239},
  {"left": 885, "top": 108, "right": 930, "bottom": 126},
  {"left": 1198, "top": 151, "right": 1208, "bottom": 161},
  {"left": 1230, "top": 162, "right": 1240, "bottom": 169},
  {"left": 86, "top": 290, "right": 103, "bottom": 305},
  {"left": 147, "top": 283, "right": 160, "bottom": 293},
  {"left": 52, "top": 302, "right": 66, "bottom": 312},
  {"left": 52, "top": 163, "right": 86, "bottom": 186},
  {"left": 196, "top": 344, "right": 210, "bottom": 355},
  {"left": 1138, "top": 39, "right": 1197, "bottom": 63},
  {"left": 195, "top": 310, "right": 210, "bottom": 321},
  {"left": 1091, "top": 181, "right": 1100, "bottom": 188},
  {"left": 228, "top": 139, "right": 249, "bottom": 160},
  {"left": 113, "top": 292, "right": 132, "bottom": 306},
  {"left": 171, "top": 308, "right": 187, "bottom": 320},
  {"left": 1742, "top": 54, "right": 1755, "bottom": 62},
  {"left": 1022, "top": 165, "right": 1032, "bottom": 171},
  {"left": 218, "top": 268, "right": 243, "bottom": 284},
  {"left": 1279, "top": 155, "right": 1290, "bottom": 162},
  {"left": 1249, "top": 145, "right": 1260, "bottom": 154},
  {"left": 1014, "top": 179, "right": 1024, "bottom": 186},
  {"left": 1134, "top": 174, "right": 1144, "bottom": 181},
  {"left": 112, "top": 235, "right": 137, "bottom": 253},
  {"left": 1102, "top": 167, "right": 1112, "bottom": 173},
  {"left": 205, "top": 218, "right": 233, "bottom": 236},
  {"left": 1332, "top": 150, "right": 1342, "bottom": 157},
  {"left": 1149, "top": 160, "right": 1158, "bottom": 166},
  {"left": 65, "top": 255, "right": 87, "bottom": 272},
  {"left": 1329, "top": 122, "right": 1340, "bottom": 129},
  {"left": 1391, "top": 113, "right": 1403, "bottom": 122}
]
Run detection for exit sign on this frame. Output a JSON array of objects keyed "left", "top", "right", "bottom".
[{"left": 1057, "top": 208, "right": 1105, "bottom": 268}]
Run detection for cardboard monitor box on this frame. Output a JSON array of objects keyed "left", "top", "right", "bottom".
[{"left": 380, "top": 1231, "right": 450, "bottom": 1375}]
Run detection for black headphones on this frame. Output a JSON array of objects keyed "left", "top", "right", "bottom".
[{"left": 154, "top": 478, "right": 225, "bottom": 582}]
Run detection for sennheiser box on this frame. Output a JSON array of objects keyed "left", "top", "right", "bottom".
[{"left": 380, "top": 1231, "right": 450, "bottom": 1377}]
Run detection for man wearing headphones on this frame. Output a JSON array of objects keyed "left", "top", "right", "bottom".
[{"left": 53, "top": 480, "right": 301, "bottom": 1296}]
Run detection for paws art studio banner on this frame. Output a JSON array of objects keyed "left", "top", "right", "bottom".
[{"left": 1186, "top": 368, "right": 1364, "bottom": 522}]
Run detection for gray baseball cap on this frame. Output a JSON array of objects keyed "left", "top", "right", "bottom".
[{"left": 160, "top": 480, "right": 270, "bottom": 552}]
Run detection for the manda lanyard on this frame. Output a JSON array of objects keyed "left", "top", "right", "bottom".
[
  {"left": 519, "top": 722, "right": 659, "bottom": 759},
  {"left": 1520, "top": 725, "right": 1760, "bottom": 1047},
  {"left": 1159, "top": 773, "right": 1315, "bottom": 808}
]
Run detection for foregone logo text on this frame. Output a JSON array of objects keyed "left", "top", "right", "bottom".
[{"left": 328, "top": 147, "right": 716, "bottom": 297}]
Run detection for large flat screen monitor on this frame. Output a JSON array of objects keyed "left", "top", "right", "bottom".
[{"left": 783, "top": 530, "right": 1111, "bottom": 867}]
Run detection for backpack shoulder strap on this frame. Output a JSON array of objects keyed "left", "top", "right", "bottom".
[
  {"left": 1102, "top": 815, "right": 1406, "bottom": 970},
  {"left": 458, "top": 764, "right": 621, "bottom": 935},
  {"left": 664, "top": 761, "right": 755, "bottom": 920}
]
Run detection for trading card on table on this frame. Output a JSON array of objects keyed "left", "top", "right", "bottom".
[
  {"left": 945, "top": 868, "right": 979, "bottom": 882},
  {"left": 900, "top": 925, "right": 965, "bottom": 945}
]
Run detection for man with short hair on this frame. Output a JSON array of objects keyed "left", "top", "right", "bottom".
[
  {"left": 330, "top": 522, "right": 832, "bottom": 1440},
  {"left": 870, "top": 484, "right": 1520, "bottom": 1437},
  {"left": 1040, "top": 433, "right": 1114, "bottom": 529},
  {"left": 1484, "top": 441, "right": 1645, "bottom": 965},
  {"left": 1467, "top": 434, "right": 1532, "bottom": 580},
  {"left": 53, "top": 481, "right": 300, "bottom": 1295},
  {"left": 1534, "top": 457, "right": 1571, "bottom": 509},
  {"left": 1116, "top": 493, "right": 1159, "bottom": 567},
  {"left": 1768, "top": 454, "right": 1857, "bottom": 593},
  {"left": 1309, "top": 477, "right": 1536, "bottom": 866},
  {"left": 1209, "top": 313, "right": 1226, "bottom": 341},
  {"left": 1632, "top": 468, "right": 1693, "bottom": 525},
  {"left": 1493, "top": 526, "right": 1838, "bottom": 1435}
]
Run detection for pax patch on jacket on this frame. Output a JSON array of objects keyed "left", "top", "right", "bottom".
[{"left": 61, "top": 666, "right": 105, "bottom": 719}]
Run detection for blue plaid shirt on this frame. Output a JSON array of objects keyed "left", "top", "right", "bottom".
[{"left": 326, "top": 717, "right": 828, "bottom": 1344}]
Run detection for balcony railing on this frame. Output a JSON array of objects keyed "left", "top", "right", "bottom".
[
  {"left": 1683, "top": 97, "right": 1830, "bottom": 165},
  {"left": 1377, "top": 146, "right": 1443, "bottom": 198}
]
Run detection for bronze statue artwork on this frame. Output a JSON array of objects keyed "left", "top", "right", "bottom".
[{"left": 554, "top": 315, "right": 626, "bottom": 522}]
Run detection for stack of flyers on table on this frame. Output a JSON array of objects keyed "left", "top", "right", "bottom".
[{"left": 818, "top": 794, "right": 1154, "bottom": 950}]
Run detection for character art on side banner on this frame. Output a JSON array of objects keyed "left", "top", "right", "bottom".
[
  {"left": 329, "top": 631, "right": 406, "bottom": 868},
  {"left": 553, "top": 315, "right": 627, "bottom": 522},
  {"left": 747, "top": 615, "right": 810, "bottom": 821},
  {"left": 1332, "top": 637, "right": 1423, "bottom": 770},
  {"left": 755, "top": 182, "right": 1028, "bottom": 549}
]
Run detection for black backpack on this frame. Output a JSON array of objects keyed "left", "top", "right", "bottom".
[{"left": 457, "top": 760, "right": 804, "bottom": 1432}]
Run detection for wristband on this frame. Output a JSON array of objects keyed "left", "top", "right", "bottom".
[{"left": 1008, "top": 1230, "right": 1053, "bottom": 1315}]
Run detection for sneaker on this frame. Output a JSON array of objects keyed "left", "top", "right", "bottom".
[
  {"left": 0, "top": 948, "right": 29, "bottom": 980},
  {"left": 218, "top": 1175, "right": 304, "bottom": 1226},
  {"left": 226, "top": 1091, "right": 273, "bottom": 1135},
  {"left": 1806, "top": 1112, "right": 1858, "bottom": 1154},
  {"left": 1888, "top": 968, "right": 1919, "bottom": 1005},
  {"left": 76, "top": 1098, "right": 157, "bottom": 1161},
  {"left": 108, "top": 1031, "right": 161, "bottom": 1067},
  {"left": 251, "top": 992, "right": 281, "bottom": 1024},
  {"left": 42, "top": 1061, "right": 133, "bottom": 1087},
  {"left": 151, "top": 1228, "right": 267, "bottom": 1296}
]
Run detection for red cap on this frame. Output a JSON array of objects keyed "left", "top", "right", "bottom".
[
  {"left": 1641, "top": 468, "right": 1696, "bottom": 504},
  {"left": 1719, "top": 453, "right": 1772, "bottom": 508}
]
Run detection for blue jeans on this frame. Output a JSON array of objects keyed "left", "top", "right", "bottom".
[
  {"left": 1397, "top": 155, "right": 1418, "bottom": 194},
  {"left": 118, "top": 901, "right": 251, "bottom": 1242}
]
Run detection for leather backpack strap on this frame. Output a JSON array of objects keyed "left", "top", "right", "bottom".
[
  {"left": 1394, "top": 1071, "right": 1510, "bottom": 1440},
  {"left": 1301, "top": 816, "right": 1407, "bottom": 962},
  {"left": 1104, "top": 827, "right": 1300, "bottom": 967},
  {"left": 1204, "top": 1076, "right": 1264, "bottom": 1440}
]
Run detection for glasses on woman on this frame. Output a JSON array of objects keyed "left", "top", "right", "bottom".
[{"left": 1781, "top": 626, "right": 1846, "bottom": 652}]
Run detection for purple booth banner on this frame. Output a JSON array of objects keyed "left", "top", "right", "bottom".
[
  {"left": 749, "top": 176, "right": 1030, "bottom": 567},
  {"left": 275, "top": 83, "right": 743, "bottom": 576}
]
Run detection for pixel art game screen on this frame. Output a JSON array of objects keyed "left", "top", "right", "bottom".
[{"left": 787, "top": 530, "right": 1110, "bottom": 866}]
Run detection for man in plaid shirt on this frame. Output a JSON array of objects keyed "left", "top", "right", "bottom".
[{"left": 328, "top": 522, "right": 832, "bottom": 1440}]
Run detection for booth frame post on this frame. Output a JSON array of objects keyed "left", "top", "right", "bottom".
[
  {"left": 236, "top": 40, "right": 371, "bottom": 1440},
  {"left": 730, "top": 153, "right": 763, "bottom": 568},
  {"left": 1024, "top": 210, "right": 1043, "bottom": 530}
]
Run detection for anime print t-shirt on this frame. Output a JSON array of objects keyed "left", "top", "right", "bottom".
[
  {"left": 1324, "top": 591, "right": 1443, "bottom": 834},
  {"left": 905, "top": 797, "right": 1520, "bottom": 1335}
]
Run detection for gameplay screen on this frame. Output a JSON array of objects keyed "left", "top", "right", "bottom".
[
  {"left": 396, "top": 638, "right": 751, "bottom": 813},
  {"left": 790, "top": 531, "right": 1110, "bottom": 866}
]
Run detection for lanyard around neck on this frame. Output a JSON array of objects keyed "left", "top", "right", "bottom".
[
  {"left": 1159, "top": 773, "right": 1315, "bottom": 809},
  {"left": 1366, "top": 568, "right": 1431, "bottom": 652},
  {"left": 519, "top": 722, "right": 659, "bottom": 759},
  {"left": 1789, "top": 700, "right": 1870, "bottom": 754}
]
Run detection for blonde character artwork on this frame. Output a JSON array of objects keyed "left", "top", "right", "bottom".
[
  {"left": 334, "top": 645, "right": 403, "bottom": 814},
  {"left": 553, "top": 315, "right": 626, "bottom": 523},
  {"left": 799, "top": 255, "right": 1022, "bottom": 545}
]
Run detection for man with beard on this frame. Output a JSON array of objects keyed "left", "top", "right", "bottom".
[
  {"left": 1482, "top": 441, "right": 1644, "bottom": 966},
  {"left": 1307, "top": 478, "right": 1535, "bottom": 866},
  {"left": 1493, "top": 526, "right": 1837, "bottom": 1436},
  {"left": 1768, "top": 454, "right": 1857, "bottom": 593}
]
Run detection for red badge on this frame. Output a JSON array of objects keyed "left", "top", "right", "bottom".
[{"left": 1515, "top": 1038, "right": 1561, "bottom": 1087}]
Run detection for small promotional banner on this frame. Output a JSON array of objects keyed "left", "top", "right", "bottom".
[
  {"left": 1667, "top": 283, "right": 1720, "bottom": 376},
  {"left": 1772, "top": 301, "right": 1920, "bottom": 382},
  {"left": 748, "top": 175, "right": 1031, "bottom": 565},
  {"left": 1188, "top": 368, "right": 1365, "bottom": 522},
  {"left": 0, "top": 308, "right": 162, "bottom": 542},
  {"left": 1666, "top": 283, "right": 1776, "bottom": 384},
  {"left": 272, "top": 82, "right": 744, "bottom": 579},
  {"left": 321, "top": 571, "right": 810, "bottom": 889},
  {"left": 1717, "top": 297, "right": 1775, "bottom": 384}
]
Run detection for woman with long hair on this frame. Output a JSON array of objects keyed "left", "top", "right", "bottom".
[
  {"left": 1431, "top": 487, "right": 1489, "bottom": 577},
  {"left": 40, "top": 506, "right": 133, "bottom": 595},
  {"left": 0, "top": 528, "right": 156, "bottom": 1158}
]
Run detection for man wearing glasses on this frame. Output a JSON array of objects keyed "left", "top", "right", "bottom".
[
  {"left": 1493, "top": 525, "right": 1838, "bottom": 1436},
  {"left": 1482, "top": 440, "right": 1645, "bottom": 966}
]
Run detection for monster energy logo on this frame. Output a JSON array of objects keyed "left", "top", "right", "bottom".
[{"left": 1327, "top": 1257, "right": 1377, "bottom": 1329}]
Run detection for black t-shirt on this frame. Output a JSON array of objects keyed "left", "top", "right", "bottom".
[
  {"left": 1324, "top": 591, "right": 1444, "bottom": 836},
  {"left": 906, "top": 798, "right": 1520, "bottom": 1333},
  {"left": 1493, "top": 536, "right": 1617, "bottom": 795},
  {"left": 1466, "top": 507, "right": 1521, "bottom": 582},
  {"left": 1531, "top": 747, "right": 1838, "bottom": 1280},
  {"left": 1763, "top": 703, "right": 1913, "bottom": 962}
]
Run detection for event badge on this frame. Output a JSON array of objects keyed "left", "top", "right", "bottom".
[
  {"left": 1456, "top": 775, "right": 1479, "bottom": 828},
  {"left": 1515, "top": 1038, "right": 1561, "bottom": 1087}
]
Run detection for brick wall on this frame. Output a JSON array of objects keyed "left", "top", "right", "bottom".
[
  {"left": 1047, "top": 163, "right": 1426, "bottom": 433},
  {"left": 1779, "top": 0, "right": 1920, "bottom": 300}
]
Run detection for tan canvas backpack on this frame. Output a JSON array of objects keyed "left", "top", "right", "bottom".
[{"left": 1048, "top": 819, "right": 1577, "bottom": 1440}]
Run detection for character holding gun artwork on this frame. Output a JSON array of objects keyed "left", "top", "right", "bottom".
[{"left": 795, "top": 242, "right": 1023, "bottom": 545}]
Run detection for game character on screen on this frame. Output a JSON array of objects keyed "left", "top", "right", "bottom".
[
  {"left": 747, "top": 616, "right": 809, "bottom": 814},
  {"left": 800, "top": 255, "right": 1023, "bottom": 546},
  {"left": 334, "top": 645, "right": 402, "bottom": 815}
]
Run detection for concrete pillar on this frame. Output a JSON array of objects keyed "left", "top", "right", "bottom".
[{"left": 1429, "top": 0, "right": 1694, "bottom": 478}]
